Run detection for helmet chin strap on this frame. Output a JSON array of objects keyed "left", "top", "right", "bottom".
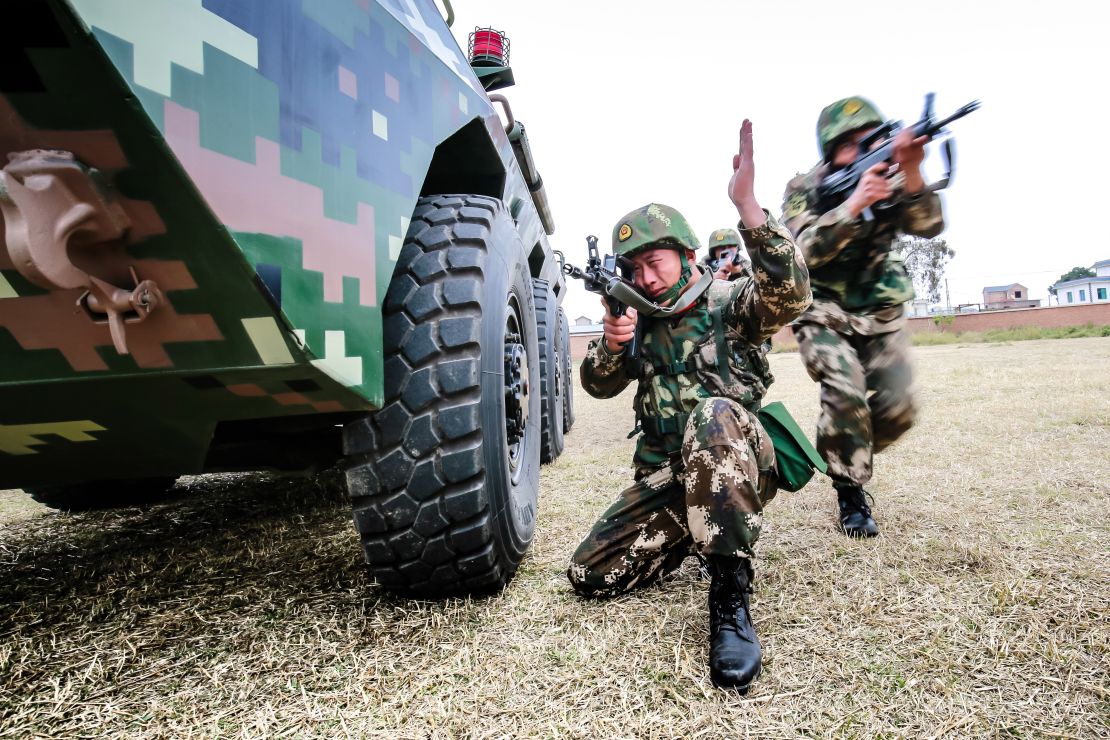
[
  {"left": 604, "top": 249, "right": 712, "bottom": 319},
  {"left": 655, "top": 250, "right": 693, "bottom": 306}
]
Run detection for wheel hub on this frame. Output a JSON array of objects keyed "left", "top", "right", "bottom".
[{"left": 504, "top": 333, "right": 529, "bottom": 447}]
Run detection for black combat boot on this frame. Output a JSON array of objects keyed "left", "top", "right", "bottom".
[
  {"left": 835, "top": 481, "right": 879, "bottom": 537},
  {"left": 706, "top": 556, "right": 761, "bottom": 692}
]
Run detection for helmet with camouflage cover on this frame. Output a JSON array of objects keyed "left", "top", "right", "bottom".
[
  {"left": 817, "top": 96, "right": 884, "bottom": 161},
  {"left": 612, "top": 202, "right": 701, "bottom": 257},
  {"left": 612, "top": 202, "right": 702, "bottom": 306},
  {"left": 706, "top": 228, "right": 743, "bottom": 258}
]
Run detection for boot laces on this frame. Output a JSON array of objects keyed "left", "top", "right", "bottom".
[
  {"left": 839, "top": 486, "right": 874, "bottom": 516},
  {"left": 710, "top": 570, "right": 753, "bottom": 638}
]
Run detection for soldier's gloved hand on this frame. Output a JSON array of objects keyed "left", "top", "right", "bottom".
[
  {"left": 844, "top": 162, "right": 894, "bottom": 218},
  {"left": 892, "top": 128, "right": 928, "bottom": 194},
  {"left": 601, "top": 296, "right": 637, "bottom": 354}
]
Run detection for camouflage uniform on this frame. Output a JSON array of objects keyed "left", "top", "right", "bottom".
[
  {"left": 706, "top": 228, "right": 753, "bottom": 282},
  {"left": 707, "top": 228, "right": 769, "bottom": 362},
  {"left": 782, "top": 162, "right": 944, "bottom": 485},
  {"left": 568, "top": 205, "right": 811, "bottom": 598}
]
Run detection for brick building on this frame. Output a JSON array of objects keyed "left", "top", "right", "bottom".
[{"left": 982, "top": 283, "right": 1040, "bottom": 310}]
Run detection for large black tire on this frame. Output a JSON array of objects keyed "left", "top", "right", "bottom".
[
  {"left": 343, "top": 195, "right": 541, "bottom": 598},
  {"left": 26, "top": 477, "right": 178, "bottom": 512},
  {"left": 558, "top": 306, "right": 575, "bottom": 433},
  {"left": 534, "top": 279, "right": 565, "bottom": 463}
]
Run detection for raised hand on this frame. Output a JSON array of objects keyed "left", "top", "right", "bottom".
[
  {"left": 728, "top": 119, "right": 766, "bottom": 228},
  {"left": 892, "top": 128, "right": 928, "bottom": 193}
]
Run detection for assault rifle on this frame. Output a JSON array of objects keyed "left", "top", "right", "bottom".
[
  {"left": 563, "top": 235, "right": 633, "bottom": 319},
  {"left": 815, "top": 93, "right": 981, "bottom": 221},
  {"left": 703, "top": 248, "right": 748, "bottom": 275},
  {"left": 563, "top": 235, "right": 643, "bottom": 358}
]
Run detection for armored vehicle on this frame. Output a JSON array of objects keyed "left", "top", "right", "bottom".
[{"left": 0, "top": 0, "right": 574, "bottom": 597}]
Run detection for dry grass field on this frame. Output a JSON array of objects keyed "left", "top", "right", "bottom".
[{"left": 1, "top": 337, "right": 1107, "bottom": 738}]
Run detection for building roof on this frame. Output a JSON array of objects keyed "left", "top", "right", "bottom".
[
  {"left": 569, "top": 323, "right": 603, "bottom": 335},
  {"left": 1093, "top": 259, "right": 1110, "bottom": 268},
  {"left": 1053, "top": 275, "right": 1110, "bottom": 289},
  {"left": 982, "top": 283, "right": 1022, "bottom": 293}
]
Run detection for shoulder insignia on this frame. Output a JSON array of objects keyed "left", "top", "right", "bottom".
[
  {"left": 784, "top": 191, "right": 808, "bottom": 220},
  {"left": 618, "top": 224, "right": 632, "bottom": 242}
]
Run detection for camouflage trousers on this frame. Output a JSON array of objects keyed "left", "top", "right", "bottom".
[
  {"left": 795, "top": 322, "right": 917, "bottom": 486},
  {"left": 567, "top": 398, "right": 777, "bottom": 599}
]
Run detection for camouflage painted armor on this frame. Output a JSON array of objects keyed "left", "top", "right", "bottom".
[
  {"left": 781, "top": 162, "right": 944, "bottom": 484},
  {"left": 568, "top": 212, "right": 811, "bottom": 596},
  {"left": 0, "top": 1, "right": 564, "bottom": 487}
]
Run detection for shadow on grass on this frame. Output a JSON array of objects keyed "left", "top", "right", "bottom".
[{"left": 0, "top": 472, "right": 388, "bottom": 635}]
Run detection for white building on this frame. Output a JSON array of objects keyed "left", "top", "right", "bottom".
[
  {"left": 1052, "top": 259, "right": 1110, "bottom": 305},
  {"left": 907, "top": 298, "right": 931, "bottom": 317}
]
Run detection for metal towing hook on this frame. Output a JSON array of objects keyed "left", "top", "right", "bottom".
[
  {"left": 0, "top": 148, "right": 162, "bottom": 355},
  {"left": 80, "top": 268, "right": 164, "bottom": 356}
]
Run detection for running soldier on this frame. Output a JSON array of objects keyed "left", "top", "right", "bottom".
[{"left": 781, "top": 96, "right": 945, "bottom": 537}]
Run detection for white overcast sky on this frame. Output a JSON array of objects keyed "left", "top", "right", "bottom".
[{"left": 449, "top": 0, "right": 1109, "bottom": 323}]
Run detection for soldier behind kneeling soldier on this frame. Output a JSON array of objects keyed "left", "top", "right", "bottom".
[
  {"left": 704, "top": 228, "right": 752, "bottom": 282},
  {"left": 781, "top": 96, "right": 945, "bottom": 537},
  {"left": 567, "top": 120, "right": 812, "bottom": 692}
]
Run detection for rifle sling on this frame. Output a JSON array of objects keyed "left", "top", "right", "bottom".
[{"left": 606, "top": 271, "right": 714, "bottom": 318}]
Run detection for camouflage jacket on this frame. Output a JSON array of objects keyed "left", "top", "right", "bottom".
[
  {"left": 782, "top": 163, "right": 945, "bottom": 334},
  {"left": 581, "top": 212, "right": 811, "bottom": 469}
]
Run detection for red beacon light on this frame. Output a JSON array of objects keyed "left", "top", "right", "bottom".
[{"left": 468, "top": 27, "right": 510, "bottom": 68}]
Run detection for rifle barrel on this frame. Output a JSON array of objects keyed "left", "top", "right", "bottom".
[{"left": 932, "top": 101, "right": 981, "bottom": 132}]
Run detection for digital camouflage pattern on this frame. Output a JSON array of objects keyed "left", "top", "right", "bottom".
[
  {"left": 568, "top": 398, "right": 777, "bottom": 596},
  {"left": 794, "top": 323, "right": 915, "bottom": 485},
  {"left": 0, "top": 0, "right": 561, "bottom": 487},
  {"left": 612, "top": 202, "right": 701, "bottom": 257},
  {"left": 816, "top": 96, "right": 884, "bottom": 160},
  {"left": 570, "top": 212, "right": 810, "bottom": 591},
  {"left": 782, "top": 163, "right": 945, "bottom": 330},
  {"left": 583, "top": 212, "right": 808, "bottom": 467},
  {"left": 782, "top": 157, "right": 944, "bottom": 486}
]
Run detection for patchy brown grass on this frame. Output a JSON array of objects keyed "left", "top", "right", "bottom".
[
  {"left": 1, "top": 337, "right": 1108, "bottom": 738},
  {"left": 773, "top": 322, "right": 1110, "bottom": 353}
]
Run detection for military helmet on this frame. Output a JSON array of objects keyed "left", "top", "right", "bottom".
[
  {"left": 612, "top": 202, "right": 701, "bottom": 258},
  {"left": 817, "top": 96, "right": 884, "bottom": 161},
  {"left": 707, "top": 228, "right": 742, "bottom": 257}
]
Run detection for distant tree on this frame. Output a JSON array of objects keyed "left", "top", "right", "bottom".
[
  {"left": 897, "top": 235, "right": 954, "bottom": 304},
  {"left": 1048, "top": 266, "right": 1095, "bottom": 296}
]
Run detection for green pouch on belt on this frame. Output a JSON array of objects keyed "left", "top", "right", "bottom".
[{"left": 756, "top": 401, "right": 827, "bottom": 492}]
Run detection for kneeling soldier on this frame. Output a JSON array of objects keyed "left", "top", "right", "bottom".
[{"left": 567, "top": 121, "right": 812, "bottom": 691}]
